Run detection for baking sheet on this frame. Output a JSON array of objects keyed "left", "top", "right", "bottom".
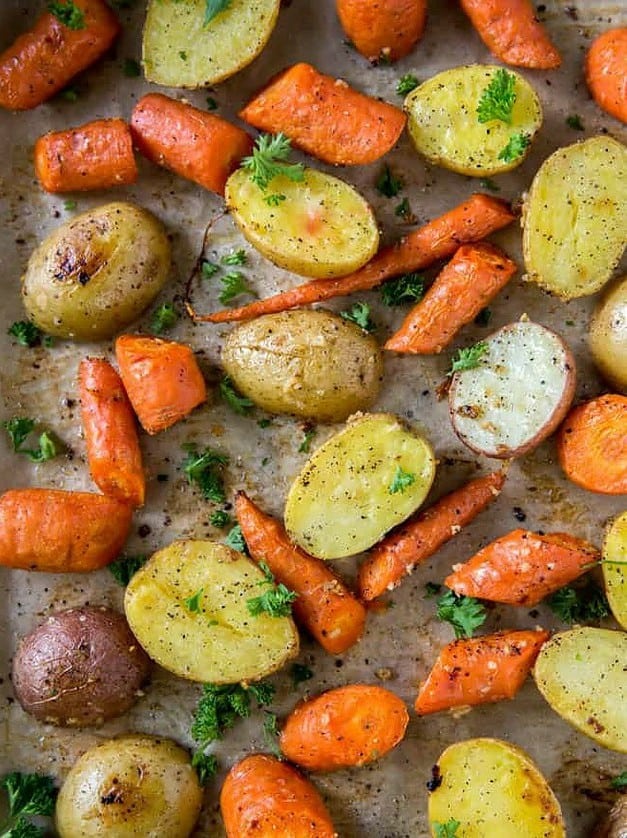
[{"left": 1, "top": 1, "right": 626, "bottom": 835}]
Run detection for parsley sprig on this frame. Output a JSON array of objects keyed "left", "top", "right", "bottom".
[
  {"left": 182, "top": 443, "right": 229, "bottom": 503},
  {"left": 191, "top": 681, "right": 275, "bottom": 747},
  {"left": 218, "top": 271, "right": 256, "bottom": 305},
  {"left": 108, "top": 554, "right": 147, "bottom": 586},
  {"left": 3, "top": 418, "right": 61, "bottom": 463},
  {"left": 247, "top": 561, "right": 298, "bottom": 618},
  {"left": 0, "top": 772, "right": 57, "bottom": 838},
  {"left": 498, "top": 132, "right": 530, "bottom": 163},
  {"left": 389, "top": 466, "right": 416, "bottom": 495},
  {"left": 47, "top": 0, "right": 85, "bottom": 29},
  {"left": 219, "top": 376, "right": 254, "bottom": 415},
  {"left": 381, "top": 273, "right": 425, "bottom": 306},
  {"left": 150, "top": 302, "right": 179, "bottom": 334},
  {"left": 436, "top": 590, "right": 487, "bottom": 639},
  {"left": 396, "top": 74, "right": 419, "bottom": 96},
  {"left": 241, "top": 133, "right": 305, "bottom": 192},
  {"left": 204, "top": 0, "right": 231, "bottom": 27},
  {"left": 341, "top": 302, "right": 376, "bottom": 332},
  {"left": 448, "top": 342, "right": 488, "bottom": 375},
  {"left": 7, "top": 322, "right": 43, "bottom": 348},
  {"left": 224, "top": 524, "right": 247, "bottom": 553},
  {"left": 433, "top": 820, "right": 461, "bottom": 838},
  {"left": 547, "top": 582, "right": 610, "bottom": 624},
  {"left": 376, "top": 164, "right": 403, "bottom": 198},
  {"left": 477, "top": 69, "right": 517, "bottom": 124},
  {"left": 610, "top": 771, "right": 627, "bottom": 790}
]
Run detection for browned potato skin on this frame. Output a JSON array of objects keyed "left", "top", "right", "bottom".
[
  {"left": 221, "top": 309, "right": 384, "bottom": 422},
  {"left": 12, "top": 606, "right": 151, "bottom": 727},
  {"left": 589, "top": 275, "right": 627, "bottom": 394},
  {"left": 593, "top": 799, "right": 627, "bottom": 838}
]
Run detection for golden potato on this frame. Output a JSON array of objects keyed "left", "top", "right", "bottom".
[
  {"left": 589, "top": 275, "right": 627, "bottom": 393},
  {"left": 602, "top": 512, "right": 627, "bottom": 630}
]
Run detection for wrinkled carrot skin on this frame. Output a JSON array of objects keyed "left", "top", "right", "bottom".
[
  {"left": 34, "top": 119, "right": 137, "bottom": 193},
  {"left": 336, "top": 0, "right": 427, "bottom": 63},
  {"left": 115, "top": 335, "right": 207, "bottom": 435},
  {"left": 236, "top": 492, "right": 366, "bottom": 654},
  {"left": 586, "top": 29, "right": 627, "bottom": 126},
  {"left": 557, "top": 395, "right": 627, "bottom": 495},
  {"left": 198, "top": 194, "right": 515, "bottom": 323},
  {"left": 414, "top": 630, "right": 549, "bottom": 715},
  {"left": 459, "top": 0, "right": 561, "bottom": 69},
  {"left": 79, "top": 358, "right": 145, "bottom": 507},
  {"left": 239, "top": 62, "right": 406, "bottom": 166},
  {"left": 445, "top": 529, "right": 600, "bottom": 606},
  {"left": 0, "top": 0, "right": 120, "bottom": 111},
  {"left": 358, "top": 471, "right": 506, "bottom": 601},
  {"left": 0, "top": 489, "right": 132, "bottom": 572},
  {"left": 131, "top": 93, "right": 253, "bottom": 196},
  {"left": 280, "top": 684, "right": 408, "bottom": 771},
  {"left": 220, "top": 755, "right": 337, "bottom": 838},
  {"left": 385, "top": 242, "right": 517, "bottom": 353}
]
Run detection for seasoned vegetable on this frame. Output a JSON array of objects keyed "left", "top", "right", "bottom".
[
  {"left": 448, "top": 321, "right": 576, "bottom": 459},
  {"left": 143, "top": 0, "right": 281, "bottom": 88},
  {"left": 588, "top": 275, "right": 627, "bottom": 393},
  {"left": 21, "top": 202, "right": 171, "bottom": 341},
  {"left": 522, "top": 137, "right": 627, "bottom": 299},
  {"left": 534, "top": 628, "right": 627, "bottom": 753},
  {"left": 405, "top": 66, "right": 542, "bottom": 176},
  {"left": 221, "top": 310, "right": 383, "bottom": 421},
  {"left": 284, "top": 413, "right": 436, "bottom": 559},
  {"left": 12, "top": 606, "right": 150, "bottom": 727},
  {"left": 124, "top": 540, "right": 299, "bottom": 683},
  {"left": 428, "top": 739, "right": 566, "bottom": 836},
  {"left": 586, "top": 28, "right": 627, "bottom": 124},
  {"left": 55, "top": 734, "right": 202, "bottom": 837},
  {"left": 335, "top": 0, "right": 427, "bottom": 63},
  {"left": 602, "top": 512, "right": 627, "bottom": 629}
]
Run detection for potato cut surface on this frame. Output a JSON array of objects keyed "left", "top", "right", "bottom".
[{"left": 603, "top": 512, "right": 627, "bottom": 629}]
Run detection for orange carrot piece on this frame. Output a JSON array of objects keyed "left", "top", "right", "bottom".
[
  {"left": 0, "top": 488, "right": 132, "bottom": 572},
  {"left": 459, "top": 0, "right": 561, "bottom": 69},
  {"left": 115, "top": 335, "right": 207, "bottom": 435},
  {"left": 336, "top": 0, "right": 427, "bottom": 63},
  {"left": 280, "top": 684, "right": 408, "bottom": 771},
  {"left": 239, "top": 62, "right": 406, "bottom": 166},
  {"left": 79, "top": 357, "right": 145, "bottom": 507},
  {"left": 131, "top": 93, "right": 253, "bottom": 196},
  {"left": 586, "top": 28, "right": 627, "bottom": 125},
  {"left": 414, "top": 629, "right": 549, "bottom": 715},
  {"left": 0, "top": 0, "right": 120, "bottom": 111},
  {"left": 34, "top": 118, "right": 137, "bottom": 193},
  {"left": 194, "top": 194, "right": 515, "bottom": 323},
  {"left": 445, "top": 529, "right": 600, "bottom": 606},
  {"left": 236, "top": 492, "right": 366, "bottom": 654},
  {"left": 385, "top": 242, "right": 516, "bottom": 354},
  {"left": 220, "top": 755, "right": 336, "bottom": 838},
  {"left": 556, "top": 394, "right": 627, "bottom": 495},
  {"left": 358, "top": 471, "right": 506, "bottom": 601}
]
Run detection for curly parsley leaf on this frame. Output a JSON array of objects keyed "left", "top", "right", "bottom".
[
  {"left": 150, "top": 302, "right": 179, "bottom": 334},
  {"left": 4, "top": 817, "right": 45, "bottom": 838},
  {"left": 108, "top": 554, "right": 147, "bottom": 586},
  {"left": 262, "top": 711, "right": 282, "bottom": 757},
  {"left": 204, "top": 0, "right": 231, "bottom": 26},
  {"left": 448, "top": 341, "right": 488, "bottom": 375},
  {"left": 184, "top": 588, "right": 204, "bottom": 613},
  {"left": 436, "top": 590, "right": 486, "bottom": 639},
  {"left": 498, "top": 131, "right": 531, "bottom": 163},
  {"left": 241, "top": 133, "right": 305, "bottom": 192},
  {"left": 210, "top": 510, "right": 232, "bottom": 528},
  {"left": 219, "top": 271, "right": 256, "bottom": 305},
  {"left": 191, "top": 752, "right": 218, "bottom": 785},
  {"left": 380, "top": 272, "right": 425, "bottom": 306},
  {"left": 201, "top": 260, "right": 220, "bottom": 279},
  {"left": 0, "top": 773, "right": 56, "bottom": 819},
  {"left": 433, "top": 820, "right": 461, "bottom": 838},
  {"left": 3, "top": 420, "right": 61, "bottom": 462},
  {"left": 476, "top": 69, "right": 517, "bottom": 124},
  {"left": 566, "top": 114, "right": 584, "bottom": 131},
  {"left": 47, "top": 0, "right": 85, "bottom": 29},
  {"left": 340, "top": 302, "right": 376, "bottom": 332},
  {"left": 396, "top": 74, "right": 419, "bottom": 96},
  {"left": 182, "top": 443, "right": 229, "bottom": 503},
  {"left": 191, "top": 682, "right": 275, "bottom": 746},
  {"left": 219, "top": 376, "right": 254, "bottom": 415},
  {"left": 610, "top": 771, "right": 627, "bottom": 790},
  {"left": 247, "top": 563, "right": 298, "bottom": 618},
  {"left": 388, "top": 466, "right": 416, "bottom": 495},
  {"left": 547, "top": 582, "right": 610, "bottom": 624},
  {"left": 224, "top": 524, "right": 247, "bottom": 554},
  {"left": 7, "top": 322, "right": 42, "bottom": 348},
  {"left": 290, "top": 662, "right": 314, "bottom": 688},
  {"left": 376, "top": 164, "right": 403, "bottom": 198},
  {"left": 298, "top": 426, "right": 316, "bottom": 454},
  {"left": 3, "top": 419, "right": 35, "bottom": 452},
  {"left": 221, "top": 249, "right": 247, "bottom": 266},
  {"left": 265, "top": 193, "right": 286, "bottom": 207}
]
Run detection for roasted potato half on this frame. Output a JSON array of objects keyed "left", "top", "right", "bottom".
[
  {"left": 589, "top": 275, "right": 627, "bottom": 393},
  {"left": 55, "top": 734, "right": 202, "bottom": 838},
  {"left": 428, "top": 738, "right": 565, "bottom": 837},
  {"left": 124, "top": 540, "right": 299, "bottom": 683},
  {"left": 523, "top": 136, "right": 627, "bottom": 299},
  {"left": 143, "top": 0, "right": 280, "bottom": 88},
  {"left": 221, "top": 309, "right": 383, "bottom": 421},
  {"left": 225, "top": 167, "right": 379, "bottom": 278},
  {"left": 603, "top": 512, "right": 627, "bottom": 630},
  {"left": 21, "top": 202, "right": 170, "bottom": 341},
  {"left": 405, "top": 65, "right": 542, "bottom": 176}
]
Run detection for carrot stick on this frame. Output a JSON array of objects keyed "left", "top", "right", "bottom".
[
  {"left": 0, "top": 0, "right": 120, "bottom": 111},
  {"left": 0, "top": 489, "right": 132, "bottom": 572},
  {"left": 34, "top": 119, "right": 137, "bottom": 193},
  {"left": 131, "top": 93, "right": 253, "bottom": 196},
  {"left": 414, "top": 629, "right": 549, "bottom": 715},
  {"left": 115, "top": 335, "right": 207, "bottom": 435},
  {"left": 336, "top": 0, "right": 427, "bottom": 63},
  {"left": 239, "top": 62, "right": 406, "bottom": 165},
  {"left": 385, "top": 242, "right": 517, "bottom": 354},
  {"left": 586, "top": 28, "right": 627, "bottom": 125},
  {"left": 280, "top": 684, "right": 408, "bottom": 771},
  {"left": 192, "top": 194, "right": 515, "bottom": 323},
  {"left": 220, "top": 755, "right": 336, "bottom": 838},
  {"left": 445, "top": 529, "right": 600, "bottom": 606},
  {"left": 236, "top": 492, "right": 366, "bottom": 655},
  {"left": 358, "top": 471, "right": 506, "bottom": 601},
  {"left": 556, "top": 394, "right": 627, "bottom": 495},
  {"left": 459, "top": 0, "right": 561, "bottom": 69},
  {"left": 79, "top": 357, "right": 145, "bottom": 507}
]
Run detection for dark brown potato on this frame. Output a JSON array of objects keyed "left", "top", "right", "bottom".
[{"left": 12, "top": 606, "right": 151, "bottom": 727}]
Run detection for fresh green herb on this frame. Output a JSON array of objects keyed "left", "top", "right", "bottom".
[
  {"left": 396, "top": 74, "right": 419, "bottom": 96},
  {"left": 262, "top": 711, "right": 281, "bottom": 757},
  {"left": 219, "top": 271, "right": 256, "bottom": 305},
  {"left": 394, "top": 197, "right": 415, "bottom": 221},
  {"left": 7, "top": 322, "right": 41, "bottom": 348},
  {"left": 610, "top": 771, "right": 627, "bottom": 790},
  {"left": 476, "top": 69, "right": 517, "bottom": 124},
  {"left": 63, "top": 199, "right": 77, "bottom": 211},
  {"left": 184, "top": 588, "right": 204, "bottom": 613},
  {"left": 388, "top": 466, "right": 416, "bottom": 495},
  {"left": 201, "top": 260, "right": 220, "bottom": 279},
  {"left": 224, "top": 524, "right": 247, "bottom": 554},
  {"left": 436, "top": 590, "right": 486, "bottom": 639},
  {"left": 108, "top": 554, "right": 147, "bottom": 586},
  {"left": 448, "top": 341, "right": 488, "bottom": 375},
  {"left": 219, "top": 376, "right": 254, "bottom": 415},
  {"left": 206, "top": 96, "right": 218, "bottom": 110},
  {"left": 30, "top": 432, "right": 59, "bottom": 463},
  {"left": 479, "top": 178, "right": 500, "bottom": 192},
  {"left": 123, "top": 58, "right": 141, "bottom": 77},
  {"left": 380, "top": 272, "right": 425, "bottom": 306},
  {"left": 47, "top": 0, "right": 85, "bottom": 29},
  {"left": 257, "top": 418, "right": 272, "bottom": 429},
  {"left": 547, "top": 582, "right": 610, "bottom": 624},
  {"left": 341, "top": 302, "right": 376, "bottom": 332},
  {"left": 182, "top": 443, "right": 229, "bottom": 503},
  {"left": 42, "top": 335, "right": 54, "bottom": 348},
  {"left": 241, "top": 133, "right": 305, "bottom": 192},
  {"left": 566, "top": 114, "right": 584, "bottom": 131},
  {"left": 221, "top": 249, "right": 247, "bottom": 266},
  {"left": 298, "top": 426, "right": 316, "bottom": 454},
  {"left": 261, "top": 456, "right": 270, "bottom": 466},
  {"left": 150, "top": 302, "right": 179, "bottom": 334},
  {"left": 498, "top": 131, "right": 531, "bottom": 163},
  {"left": 3, "top": 419, "right": 61, "bottom": 463},
  {"left": 179, "top": 50, "right": 188, "bottom": 60},
  {"left": 4, "top": 818, "right": 45, "bottom": 837},
  {"left": 210, "top": 510, "right": 231, "bottom": 528},
  {"left": 204, "top": 0, "right": 231, "bottom": 26},
  {"left": 191, "top": 681, "right": 275, "bottom": 747},
  {"left": 376, "top": 164, "right": 403, "bottom": 198},
  {"left": 290, "top": 662, "right": 314, "bottom": 687},
  {"left": 565, "top": 319, "right": 575, "bottom": 326},
  {"left": 474, "top": 307, "right": 492, "bottom": 327},
  {"left": 59, "top": 86, "right": 79, "bottom": 102},
  {"left": 433, "top": 820, "right": 461, "bottom": 838},
  {"left": 424, "top": 582, "right": 442, "bottom": 598},
  {"left": 247, "top": 563, "right": 298, "bottom": 618},
  {"left": 191, "top": 752, "right": 218, "bottom": 785},
  {"left": 0, "top": 772, "right": 57, "bottom": 838},
  {"left": 264, "top": 193, "right": 286, "bottom": 206},
  {"left": 4, "top": 419, "right": 35, "bottom": 453}
]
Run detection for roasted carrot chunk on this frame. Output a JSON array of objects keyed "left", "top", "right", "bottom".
[
  {"left": 585, "top": 28, "right": 627, "bottom": 125},
  {"left": 336, "top": 0, "right": 427, "bottom": 63}
]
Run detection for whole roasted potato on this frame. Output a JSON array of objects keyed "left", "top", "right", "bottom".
[
  {"left": 221, "top": 309, "right": 384, "bottom": 422},
  {"left": 55, "top": 734, "right": 202, "bottom": 838},
  {"left": 589, "top": 275, "right": 627, "bottom": 393},
  {"left": 12, "top": 606, "right": 151, "bottom": 727},
  {"left": 21, "top": 202, "right": 170, "bottom": 341}
]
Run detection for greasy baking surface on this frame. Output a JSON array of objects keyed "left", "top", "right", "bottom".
[{"left": 0, "top": 1, "right": 626, "bottom": 835}]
